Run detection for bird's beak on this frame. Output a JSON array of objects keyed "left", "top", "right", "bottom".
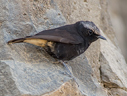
[{"left": 97, "top": 35, "right": 106, "bottom": 40}]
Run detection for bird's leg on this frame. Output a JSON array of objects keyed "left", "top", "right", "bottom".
[{"left": 59, "top": 60, "right": 73, "bottom": 77}]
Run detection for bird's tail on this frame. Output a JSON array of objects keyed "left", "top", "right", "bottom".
[{"left": 8, "top": 38, "right": 25, "bottom": 44}]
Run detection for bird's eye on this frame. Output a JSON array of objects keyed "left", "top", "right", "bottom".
[{"left": 88, "top": 30, "right": 93, "bottom": 35}]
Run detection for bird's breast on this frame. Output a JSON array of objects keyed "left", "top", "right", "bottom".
[{"left": 45, "top": 42, "right": 87, "bottom": 60}]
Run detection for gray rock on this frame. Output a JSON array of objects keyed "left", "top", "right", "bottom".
[
  {"left": 0, "top": 0, "right": 127, "bottom": 96},
  {"left": 99, "top": 32, "right": 127, "bottom": 94}
]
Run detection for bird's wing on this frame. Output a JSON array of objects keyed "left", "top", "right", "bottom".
[{"left": 26, "top": 28, "right": 83, "bottom": 44}]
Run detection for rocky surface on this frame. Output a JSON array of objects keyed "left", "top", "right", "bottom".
[{"left": 0, "top": 0, "right": 127, "bottom": 96}]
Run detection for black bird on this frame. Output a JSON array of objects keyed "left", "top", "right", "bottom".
[
  {"left": 8, "top": 21, "right": 106, "bottom": 60},
  {"left": 8, "top": 21, "right": 106, "bottom": 76}
]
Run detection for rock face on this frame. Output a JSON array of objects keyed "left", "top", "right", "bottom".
[{"left": 0, "top": 0, "right": 126, "bottom": 96}]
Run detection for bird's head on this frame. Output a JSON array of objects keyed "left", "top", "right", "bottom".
[{"left": 76, "top": 21, "right": 106, "bottom": 43}]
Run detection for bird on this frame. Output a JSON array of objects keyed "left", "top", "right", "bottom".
[
  {"left": 8, "top": 21, "right": 106, "bottom": 76},
  {"left": 8, "top": 21, "right": 106, "bottom": 60}
]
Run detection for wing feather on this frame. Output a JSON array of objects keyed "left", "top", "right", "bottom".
[{"left": 26, "top": 25, "right": 83, "bottom": 44}]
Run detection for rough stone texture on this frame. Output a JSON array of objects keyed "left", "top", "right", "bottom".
[
  {"left": 99, "top": 32, "right": 127, "bottom": 95},
  {"left": 43, "top": 80, "right": 83, "bottom": 96},
  {"left": 0, "top": 0, "right": 127, "bottom": 96}
]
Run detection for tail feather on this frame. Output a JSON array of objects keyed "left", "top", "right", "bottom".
[{"left": 8, "top": 38, "right": 25, "bottom": 44}]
